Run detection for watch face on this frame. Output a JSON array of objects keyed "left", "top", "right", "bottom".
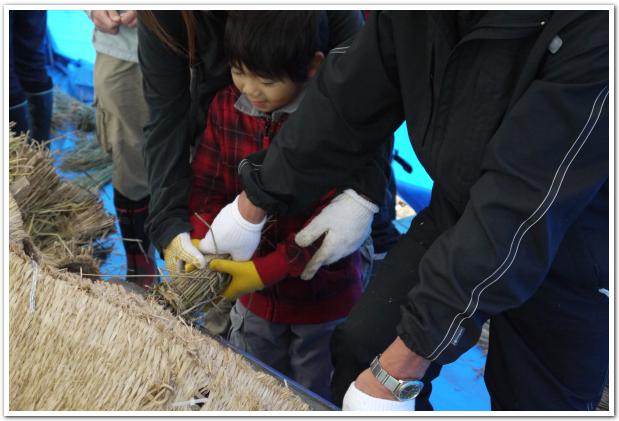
[{"left": 397, "top": 381, "right": 423, "bottom": 400}]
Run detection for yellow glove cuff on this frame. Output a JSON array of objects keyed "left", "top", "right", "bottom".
[
  {"left": 185, "top": 239, "right": 203, "bottom": 273},
  {"left": 209, "top": 259, "right": 264, "bottom": 300}
]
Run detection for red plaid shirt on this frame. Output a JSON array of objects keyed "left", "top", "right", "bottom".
[{"left": 189, "top": 85, "right": 362, "bottom": 324}]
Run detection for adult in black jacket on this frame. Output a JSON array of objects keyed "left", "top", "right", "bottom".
[
  {"left": 210, "top": 11, "right": 609, "bottom": 410},
  {"left": 137, "top": 11, "right": 394, "bottom": 274}
]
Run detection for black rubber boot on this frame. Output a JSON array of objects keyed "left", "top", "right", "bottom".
[
  {"left": 9, "top": 100, "right": 30, "bottom": 136},
  {"left": 114, "top": 189, "right": 159, "bottom": 290},
  {"left": 26, "top": 87, "right": 53, "bottom": 144}
]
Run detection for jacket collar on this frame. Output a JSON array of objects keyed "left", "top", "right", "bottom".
[{"left": 234, "top": 86, "right": 307, "bottom": 120}]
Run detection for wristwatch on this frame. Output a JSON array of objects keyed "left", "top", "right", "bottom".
[{"left": 370, "top": 355, "right": 424, "bottom": 401}]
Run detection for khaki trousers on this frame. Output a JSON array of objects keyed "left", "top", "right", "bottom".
[{"left": 93, "top": 52, "right": 149, "bottom": 200}]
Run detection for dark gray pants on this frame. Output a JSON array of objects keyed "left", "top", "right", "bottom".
[{"left": 228, "top": 301, "right": 343, "bottom": 401}]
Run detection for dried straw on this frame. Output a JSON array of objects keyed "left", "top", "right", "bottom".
[
  {"left": 9, "top": 192, "right": 28, "bottom": 250},
  {"left": 597, "top": 384, "right": 608, "bottom": 411},
  {"left": 152, "top": 255, "right": 232, "bottom": 324},
  {"left": 51, "top": 88, "right": 95, "bottom": 133},
  {"left": 8, "top": 130, "right": 114, "bottom": 270},
  {"left": 477, "top": 321, "right": 490, "bottom": 355},
  {"left": 51, "top": 89, "right": 113, "bottom": 190},
  {"left": 9, "top": 245, "right": 310, "bottom": 411},
  {"left": 58, "top": 131, "right": 113, "bottom": 190}
]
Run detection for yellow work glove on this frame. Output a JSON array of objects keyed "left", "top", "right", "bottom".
[
  {"left": 163, "top": 233, "right": 206, "bottom": 275},
  {"left": 184, "top": 239, "right": 203, "bottom": 273},
  {"left": 208, "top": 259, "right": 265, "bottom": 300}
]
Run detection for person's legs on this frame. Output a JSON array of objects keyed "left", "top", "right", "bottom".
[
  {"left": 228, "top": 301, "right": 293, "bottom": 377},
  {"left": 201, "top": 299, "right": 232, "bottom": 336},
  {"left": 113, "top": 189, "right": 157, "bottom": 289},
  {"left": 9, "top": 11, "right": 30, "bottom": 135},
  {"left": 330, "top": 211, "right": 442, "bottom": 408},
  {"left": 94, "top": 52, "right": 155, "bottom": 286},
  {"left": 289, "top": 319, "right": 343, "bottom": 401},
  {"left": 485, "top": 272, "right": 608, "bottom": 410},
  {"left": 12, "top": 11, "right": 53, "bottom": 142}
]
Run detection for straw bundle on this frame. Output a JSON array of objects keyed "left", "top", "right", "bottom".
[
  {"left": 152, "top": 256, "right": 231, "bottom": 322},
  {"left": 51, "top": 89, "right": 113, "bottom": 190},
  {"left": 58, "top": 131, "right": 113, "bottom": 191},
  {"left": 8, "top": 130, "right": 114, "bottom": 269},
  {"left": 52, "top": 88, "right": 95, "bottom": 133},
  {"left": 9, "top": 245, "right": 310, "bottom": 411}
]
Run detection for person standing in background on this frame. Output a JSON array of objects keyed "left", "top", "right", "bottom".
[
  {"left": 89, "top": 10, "right": 158, "bottom": 289},
  {"left": 9, "top": 10, "right": 54, "bottom": 144}
]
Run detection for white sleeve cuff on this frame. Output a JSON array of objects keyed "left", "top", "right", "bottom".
[{"left": 342, "top": 382, "right": 416, "bottom": 411}]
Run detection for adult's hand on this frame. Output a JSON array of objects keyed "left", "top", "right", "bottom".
[
  {"left": 120, "top": 10, "right": 138, "bottom": 28},
  {"left": 90, "top": 10, "right": 122, "bottom": 34},
  {"left": 342, "top": 382, "right": 415, "bottom": 411},
  {"left": 199, "top": 193, "right": 266, "bottom": 261},
  {"left": 295, "top": 189, "right": 378, "bottom": 280}
]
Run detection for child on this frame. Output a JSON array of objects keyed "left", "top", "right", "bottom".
[{"left": 187, "top": 11, "right": 363, "bottom": 400}]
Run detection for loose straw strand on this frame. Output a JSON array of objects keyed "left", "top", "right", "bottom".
[{"left": 28, "top": 259, "right": 39, "bottom": 314}]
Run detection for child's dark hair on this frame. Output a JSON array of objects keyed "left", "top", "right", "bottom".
[{"left": 224, "top": 11, "right": 328, "bottom": 83}]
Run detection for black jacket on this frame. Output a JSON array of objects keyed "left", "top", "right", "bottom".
[
  {"left": 241, "top": 11, "right": 609, "bottom": 364},
  {"left": 137, "top": 11, "right": 368, "bottom": 251}
]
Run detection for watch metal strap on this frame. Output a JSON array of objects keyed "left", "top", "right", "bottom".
[{"left": 370, "top": 356, "right": 402, "bottom": 394}]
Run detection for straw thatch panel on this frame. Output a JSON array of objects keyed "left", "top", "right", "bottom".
[
  {"left": 9, "top": 192, "right": 29, "bottom": 252},
  {"left": 9, "top": 246, "right": 309, "bottom": 411}
]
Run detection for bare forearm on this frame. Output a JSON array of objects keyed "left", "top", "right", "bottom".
[{"left": 238, "top": 191, "right": 267, "bottom": 223}]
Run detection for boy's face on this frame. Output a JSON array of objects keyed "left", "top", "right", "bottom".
[{"left": 231, "top": 64, "right": 303, "bottom": 113}]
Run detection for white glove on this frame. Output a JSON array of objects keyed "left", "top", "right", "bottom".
[
  {"left": 295, "top": 189, "right": 378, "bottom": 280},
  {"left": 199, "top": 195, "right": 266, "bottom": 261},
  {"left": 342, "top": 382, "right": 415, "bottom": 411}
]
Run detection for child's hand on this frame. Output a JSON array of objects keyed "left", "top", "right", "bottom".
[
  {"left": 209, "top": 259, "right": 265, "bottom": 300},
  {"left": 163, "top": 233, "right": 206, "bottom": 275},
  {"left": 184, "top": 239, "right": 203, "bottom": 273}
]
